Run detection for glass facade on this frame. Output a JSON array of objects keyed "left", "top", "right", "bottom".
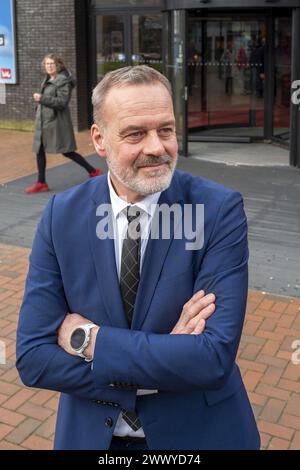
[
  {"left": 89, "top": 1, "right": 299, "bottom": 165},
  {"left": 273, "top": 17, "right": 292, "bottom": 142},
  {"left": 95, "top": 15, "right": 127, "bottom": 82},
  {"left": 95, "top": 13, "right": 163, "bottom": 83},
  {"left": 132, "top": 14, "right": 163, "bottom": 72}
]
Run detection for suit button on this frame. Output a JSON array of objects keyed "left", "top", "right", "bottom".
[{"left": 105, "top": 417, "right": 113, "bottom": 428}]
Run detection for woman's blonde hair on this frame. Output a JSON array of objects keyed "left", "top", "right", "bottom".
[{"left": 41, "top": 53, "right": 66, "bottom": 74}]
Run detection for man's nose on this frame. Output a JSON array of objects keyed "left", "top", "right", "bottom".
[{"left": 143, "top": 131, "right": 165, "bottom": 156}]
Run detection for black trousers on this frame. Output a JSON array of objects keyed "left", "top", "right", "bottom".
[{"left": 37, "top": 143, "right": 95, "bottom": 183}]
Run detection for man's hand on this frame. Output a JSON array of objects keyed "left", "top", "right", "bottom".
[
  {"left": 57, "top": 313, "right": 99, "bottom": 360},
  {"left": 171, "top": 290, "right": 215, "bottom": 335},
  {"left": 33, "top": 93, "right": 41, "bottom": 102}
]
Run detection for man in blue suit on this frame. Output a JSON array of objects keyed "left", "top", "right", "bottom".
[{"left": 16, "top": 65, "right": 260, "bottom": 450}]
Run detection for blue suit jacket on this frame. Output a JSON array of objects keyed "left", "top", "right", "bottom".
[{"left": 16, "top": 170, "right": 260, "bottom": 450}]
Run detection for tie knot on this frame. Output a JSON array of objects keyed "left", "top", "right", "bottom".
[{"left": 126, "top": 205, "right": 143, "bottom": 224}]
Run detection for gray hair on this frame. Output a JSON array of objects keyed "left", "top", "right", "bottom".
[
  {"left": 92, "top": 65, "right": 172, "bottom": 128},
  {"left": 42, "top": 53, "right": 66, "bottom": 74}
]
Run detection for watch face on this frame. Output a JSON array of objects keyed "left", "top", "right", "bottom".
[{"left": 70, "top": 328, "right": 86, "bottom": 350}]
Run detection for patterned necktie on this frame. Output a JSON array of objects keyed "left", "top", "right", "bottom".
[
  {"left": 119, "top": 205, "right": 142, "bottom": 431},
  {"left": 120, "top": 205, "right": 142, "bottom": 325}
]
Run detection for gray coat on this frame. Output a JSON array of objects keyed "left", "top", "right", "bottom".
[{"left": 32, "top": 71, "right": 77, "bottom": 154}]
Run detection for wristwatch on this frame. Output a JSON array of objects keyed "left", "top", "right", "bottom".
[{"left": 70, "top": 323, "right": 98, "bottom": 362}]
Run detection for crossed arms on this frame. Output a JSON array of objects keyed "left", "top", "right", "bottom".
[{"left": 16, "top": 190, "right": 248, "bottom": 404}]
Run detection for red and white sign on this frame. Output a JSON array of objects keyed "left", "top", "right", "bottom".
[{"left": 1, "top": 68, "right": 12, "bottom": 79}]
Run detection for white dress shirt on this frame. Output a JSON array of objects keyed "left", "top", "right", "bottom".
[{"left": 107, "top": 173, "right": 160, "bottom": 438}]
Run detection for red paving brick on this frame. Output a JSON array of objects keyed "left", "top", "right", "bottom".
[
  {"left": 22, "top": 435, "right": 53, "bottom": 450},
  {"left": 261, "top": 366, "right": 284, "bottom": 386},
  {"left": 243, "top": 370, "right": 263, "bottom": 392},
  {"left": 5, "top": 417, "right": 41, "bottom": 444},
  {"left": 290, "top": 431, "right": 300, "bottom": 450},
  {"left": 268, "top": 437, "right": 290, "bottom": 450},
  {"left": 279, "top": 413, "right": 300, "bottom": 431},
  {"left": 259, "top": 398, "right": 286, "bottom": 423},
  {"left": 0, "top": 241, "right": 300, "bottom": 449}
]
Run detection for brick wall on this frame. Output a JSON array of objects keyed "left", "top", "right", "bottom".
[{"left": 0, "top": 0, "right": 89, "bottom": 130}]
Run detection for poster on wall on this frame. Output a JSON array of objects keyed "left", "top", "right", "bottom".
[{"left": 0, "top": 0, "right": 17, "bottom": 84}]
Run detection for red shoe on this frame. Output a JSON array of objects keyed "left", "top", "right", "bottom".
[
  {"left": 25, "top": 182, "right": 49, "bottom": 193},
  {"left": 89, "top": 168, "right": 102, "bottom": 178}
]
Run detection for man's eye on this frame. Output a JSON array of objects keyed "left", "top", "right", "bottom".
[
  {"left": 159, "top": 128, "right": 173, "bottom": 135},
  {"left": 127, "top": 131, "right": 143, "bottom": 140}
]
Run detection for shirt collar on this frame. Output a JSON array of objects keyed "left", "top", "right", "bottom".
[{"left": 107, "top": 172, "right": 161, "bottom": 220}]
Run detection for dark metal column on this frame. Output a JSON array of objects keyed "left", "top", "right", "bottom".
[
  {"left": 167, "top": 9, "right": 188, "bottom": 157},
  {"left": 125, "top": 13, "right": 132, "bottom": 66},
  {"left": 290, "top": 8, "right": 300, "bottom": 168},
  {"left": 87, "top": 6, "right": 97, "bottom": 127},
  {"left": 264, "top": 13, "right": 275, "bottom": 140},
  {"left": 162, "top": 11, "right": 170, "bottom": 78},
  {"left": 201, "top": 20, "right": 207, "bottom": 114}
]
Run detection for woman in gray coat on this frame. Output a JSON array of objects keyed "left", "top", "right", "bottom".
[{"left": 26, "top": 53, "right": 101, "bottom": 193}]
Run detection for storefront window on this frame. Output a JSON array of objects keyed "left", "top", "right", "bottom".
[
  {"left": 95, "top": 15, "right": 126, "bottom": 82},
  {"left": 273, "top": 17, "right": 292, "bottom": 142},
  {"left": 132, "top": 14, "right": 163, "bottom": 73},
  {"left": 95, "top": 13, "right": 163, "bottom": 82}
]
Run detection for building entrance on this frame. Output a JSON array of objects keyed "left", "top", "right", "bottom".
[
  {"left": 188, "top": 13, "right": 266, "bottom": 141},
  {"left": 187, "top": 11, "right": 291, "bottom": 144}
]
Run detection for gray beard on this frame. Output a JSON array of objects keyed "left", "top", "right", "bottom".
[{"left": 106, "top": 154, "right": 177, "bottom": 197}]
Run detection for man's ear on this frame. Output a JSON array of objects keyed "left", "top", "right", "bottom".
[{"left": 91, "top": 124, "right": 107, "bottom": 158}]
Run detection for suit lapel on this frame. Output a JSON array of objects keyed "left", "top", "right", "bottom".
[
  {"left": 132, "top": 173, "right": 183, "bottom": 330},
  {"left": 88, "top": 177, "right": 128, "bottom": 328},
  {"left": 88, "top": 172, "right": 184, "bottom": 330}
]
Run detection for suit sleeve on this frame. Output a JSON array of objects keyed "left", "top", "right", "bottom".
[
  {"left": 40, "top": 82, "right": 71, "bottom": 110},
  {"left": 16, "top": 197, "right": 135, "bottom": 410},
  {"left": 92, "top": 191, "right": 249, "bottom": 392}
]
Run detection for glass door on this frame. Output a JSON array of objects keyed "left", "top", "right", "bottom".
[
  {"left": 95, "top": 12, "right": 163, "bottom": 79},
  {"left": 273, "top": 17, "right": 292, "bottom": 144},
  {"left": 188, "top": 13, "right": 266, "bottom": 140},
  {"left": 132, "top": 14, "right": 163, "bottom": 72},
  {"left": 95, "top": 14, "right": 128, "bottom": 82}
]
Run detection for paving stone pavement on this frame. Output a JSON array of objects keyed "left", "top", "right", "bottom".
[
  {"left": 0, "top": 129, "right": 95, "bottom": 185},
  {"left": 0, "top": 242, "right": 300, "bottom": 450}
]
